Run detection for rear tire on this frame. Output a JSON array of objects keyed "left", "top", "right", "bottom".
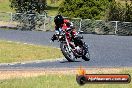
[
  {"left": 82, "top": 43, "right": 90, "bottom": 61},
  {"left": 60, "top": 42, "right": 76, "bottom": 62},
  {"left": 82, "top": 52, "right": 90, "bottom": 61}
]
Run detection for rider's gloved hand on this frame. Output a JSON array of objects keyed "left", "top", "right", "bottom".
[
  {"left": 51, "top": 36, "right": 55, "bottom": 42},
  {"left": 51, "top": 34, "right": 57, "bottom": 42}
]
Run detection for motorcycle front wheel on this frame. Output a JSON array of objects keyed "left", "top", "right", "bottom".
[{"left": 60, "top": 42, "right": 76, "bottom": 62}]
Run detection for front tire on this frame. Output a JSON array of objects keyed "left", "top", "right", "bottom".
[{"left": 60, "top": 42, "right": 76, "bottom": 62}]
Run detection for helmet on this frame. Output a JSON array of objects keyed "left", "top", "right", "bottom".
[{"left": 54, "top": 15, "right": 64, "bottom": 26}]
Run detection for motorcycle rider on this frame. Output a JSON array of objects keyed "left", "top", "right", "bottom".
[
  {"left": 51, "top": 15, "right": 90, "bottom": 61},
  {"left": 51, "top": 15, "right": 77, "bottom": 42}
]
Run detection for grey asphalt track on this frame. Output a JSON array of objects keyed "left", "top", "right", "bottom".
[{"left": 0, "top": 29, "right": 132, "bottom": 69}]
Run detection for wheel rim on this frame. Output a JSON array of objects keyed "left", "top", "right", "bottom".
[
  {"left": 68, "top": 51, "right": 75, "bottom": 61},
  {"left": 63, "top": 44, "right": 76, "bottom": 61},
  {"left": 85, "top": 52, "right": 90, "bottom": 59}
]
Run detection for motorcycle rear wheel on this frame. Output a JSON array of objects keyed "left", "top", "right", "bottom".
[
  {"left": 82, "top": 43, "right": 90, "bottom": 61},
  {"left": 82, "top": 52, "right": 90, "bottom": 61}
]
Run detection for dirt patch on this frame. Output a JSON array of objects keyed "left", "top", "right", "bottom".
[
  {"left": 0, "top": 21, "right": 18, "bottom": 28},
  {"left": 0, "top": 67, "right": 131, "bottom": 80},
  {"left": 0, "top": 0, "right": 4, "bottom": 2},
  {"left": 0, "top": 21, "right": 17, "bottom": 25}
]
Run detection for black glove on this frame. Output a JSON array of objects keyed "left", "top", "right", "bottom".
[{"left": 51, "top": 34, "right": 57, "bottom": 42}]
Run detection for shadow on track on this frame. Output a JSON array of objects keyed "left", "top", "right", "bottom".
[{"left": 59, "top": 60, "right": 82, "bottom": 63}]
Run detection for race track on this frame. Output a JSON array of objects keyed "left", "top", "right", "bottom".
[{"left": 0, "top": 29, "right": 132, "bottom": 69}]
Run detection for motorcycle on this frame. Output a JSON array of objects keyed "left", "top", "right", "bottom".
[{"left": 51, "top": 28, "right": 90, "bottom": 62}]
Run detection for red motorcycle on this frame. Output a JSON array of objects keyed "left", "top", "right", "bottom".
[{"left": 52, "top": 28, "right": 90, "bottom": 62}]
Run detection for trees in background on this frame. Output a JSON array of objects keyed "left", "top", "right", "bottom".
[
  {"left": 58, "top": 0, "right": 132, "bottom": 21},
  {"left": 9, "top": 0, "right": 132, "bottom": 21},
  {"left": 58, "top": 0, "right": 110, "bottom": 19},
  {"left": 107, "top": 0, "right": 132, "bottom": 22},
  {"left": 9, "top": 0, "right": 47, "bottom": 14},
  {"left": 50, "top": 0, "right": 60, "bottom": 4},
  {"left": 9, "top": 0, "right": 47, "bottom": 31}
]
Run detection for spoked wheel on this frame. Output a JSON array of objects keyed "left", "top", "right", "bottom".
[{"left": 60, "top": 43, "right": 76, "bottom": 62}]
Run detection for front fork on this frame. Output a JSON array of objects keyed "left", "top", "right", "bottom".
[{"left": 65, "top": 36, "right": 72, "bottom": 52}]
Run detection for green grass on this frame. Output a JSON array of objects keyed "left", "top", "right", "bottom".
[
  {"left": 0, "top": 40, "right": 63, "bottom": 63},
  {"left": 0, "top": 0, "right": 14, "bottom": 12},
  {"left": 0, "top": 69, "right": 132, "bottom": 88},
  {"left": 0, "top": 0, "right": 63, "bottom": 16},
  {"left": 46, "top": 0, "right": 63, "bottom": 16}
]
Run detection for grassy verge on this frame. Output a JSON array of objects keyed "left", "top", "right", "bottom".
[
  {"left": 0, "top": 0, "right": 63, "bottom": 16},
  {"left": 0, "top": 68, "right": 131, "bottom": 88},
  {"left": 45, "top": 0, "right": 63, "bottom": 16},
  {"left": 0, "top": 40, "right": 63, "bottom": 63},
  {"left": 0, "top": 0, "right": 14, "bottom": 12}
]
